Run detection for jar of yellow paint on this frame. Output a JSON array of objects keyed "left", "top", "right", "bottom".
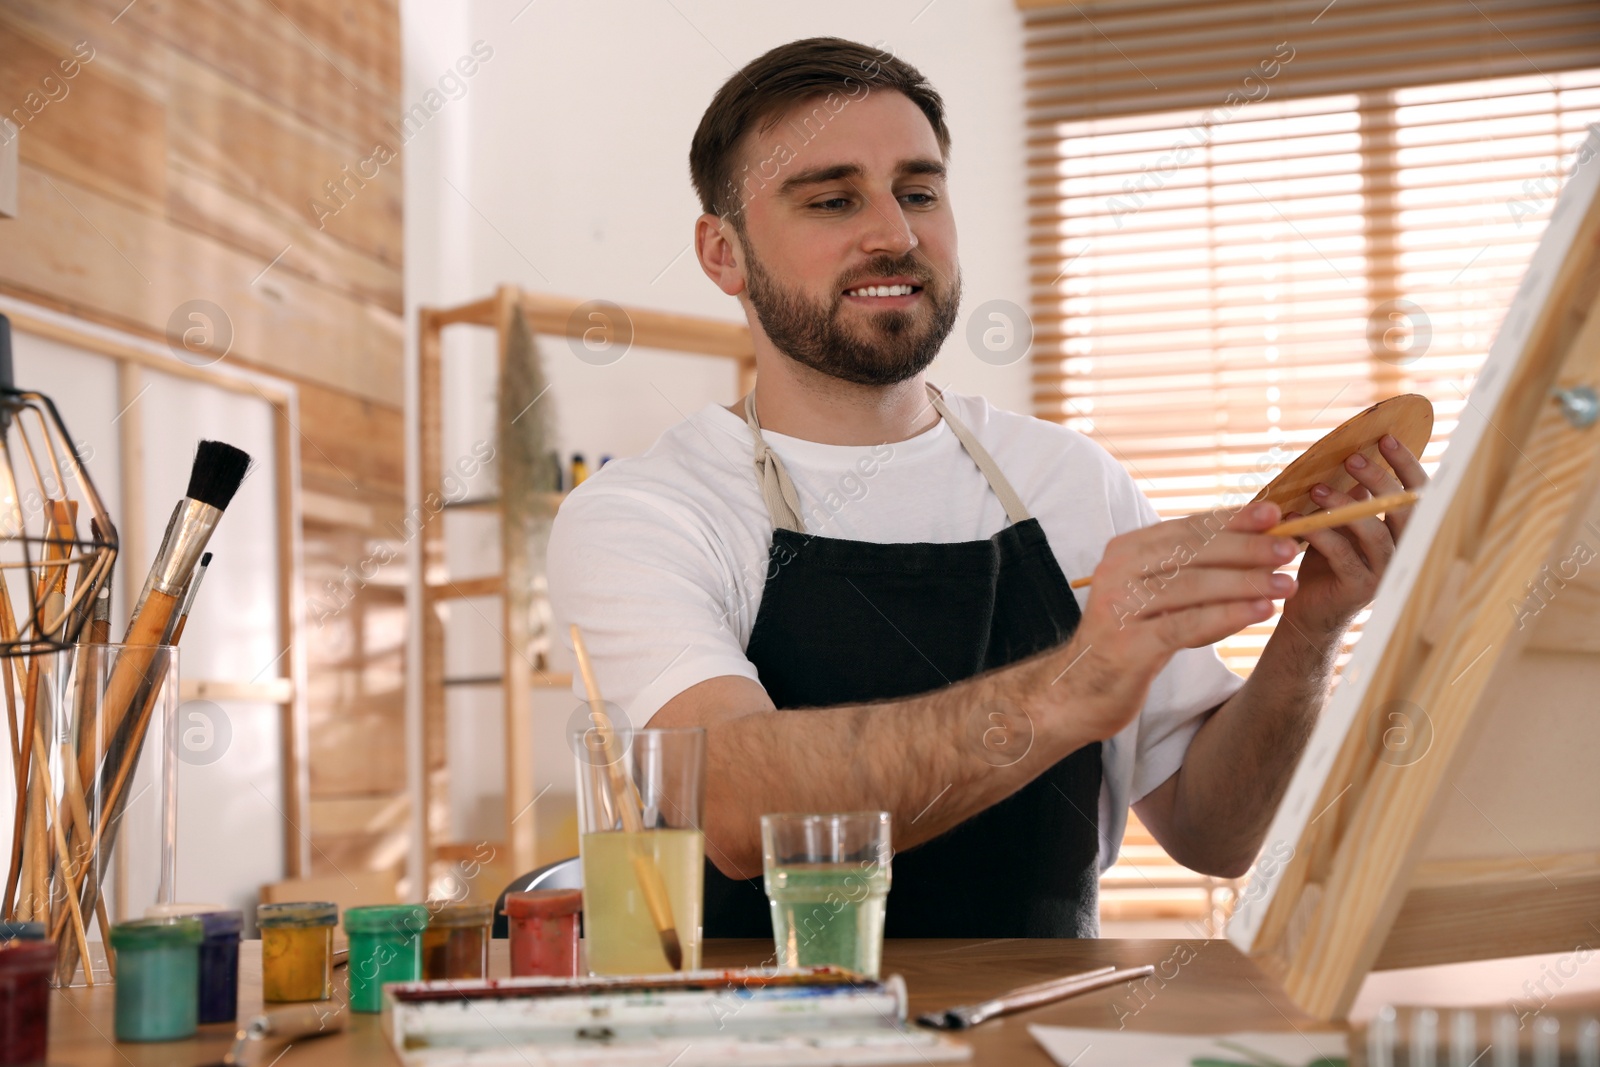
[{"left": 257, "top": 902, "right": 338, "bottom": 1002}]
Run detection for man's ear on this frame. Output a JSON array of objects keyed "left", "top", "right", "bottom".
[{"left": 695, "top": 213, "right": 747, "bottom": 297}]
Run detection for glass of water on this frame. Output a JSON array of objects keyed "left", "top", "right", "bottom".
[
  {"left": 573, "top": 727, "right": 706, "bottom": 976},
  {"left": 760, "top": 811, "right": 891, "bottom": 979}
]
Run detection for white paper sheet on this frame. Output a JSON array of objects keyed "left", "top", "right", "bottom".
[{"left": 1029, "top": 1025, "right": 1348, "bottom": 1066}]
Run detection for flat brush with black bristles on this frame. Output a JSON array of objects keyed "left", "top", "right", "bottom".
[
  {"left": 126, "top": 439, "right": 250, "bottom": 635},
  {"left": 70, "top": 441, "right": 250, "bottom": 842}
]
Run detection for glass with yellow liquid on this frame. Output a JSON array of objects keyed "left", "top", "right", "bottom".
[{"left": 573, "top": 726, "right": 706, "bottom": 975}]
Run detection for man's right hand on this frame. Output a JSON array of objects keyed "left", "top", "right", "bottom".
[{"left": 1030, "top": 501, "right": 1299, "bottom": 743}]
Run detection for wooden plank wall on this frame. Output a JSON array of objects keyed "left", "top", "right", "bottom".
[{"left": 0, "top": 1, "right": 408, "bottom": 887}]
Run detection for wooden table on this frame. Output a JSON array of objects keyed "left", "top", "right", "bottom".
[{"left": 44, "top": 937, "right": 1338, "bottom": 1065}]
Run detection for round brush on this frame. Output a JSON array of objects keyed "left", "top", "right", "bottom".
[{"left": 571, "top": 624, "right": 684, "bottom": 971}]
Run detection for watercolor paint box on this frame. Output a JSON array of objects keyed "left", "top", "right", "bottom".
[{"left": 380, "top": 966, "right": 971, "bottom": 1065}]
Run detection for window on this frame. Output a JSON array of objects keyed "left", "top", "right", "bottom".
[{"left": 1024, "top": 0, "right": 1600, "bottom": 672}]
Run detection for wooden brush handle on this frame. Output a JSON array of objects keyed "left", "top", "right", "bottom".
[
  {"left": 571, "top": 628, "right": 644, "bottom": 834},
  {"left": 1266, "top": 489, "right": 1417, "bottom": 538},
  {"left": 3, "top": 660, "right": 43, "bottom": 921},
  {"left": 74, "top": 590, "right": 177, "bottom": 799},
  {"left": 54, "top": 650, "right": 174, "bottom": 979},
  {"left": 33, "top": 719, "right": 93, "bottom": 986},
  {"left": 57, "top": 745, "right": 114, "bottom": 976},
  {"left": 630, "top": 849, "right": 679, "bottom": 931}
]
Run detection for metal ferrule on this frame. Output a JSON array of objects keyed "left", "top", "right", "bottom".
[{"left": 130, "top": 498, "right": 220, "bottom": 616}]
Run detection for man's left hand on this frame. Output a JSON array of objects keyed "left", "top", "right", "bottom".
[{"left": 1280, "top": 433, "right": 1430, "bottom": 638}]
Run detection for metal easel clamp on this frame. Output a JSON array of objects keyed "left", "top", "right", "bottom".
[{"left": 1553, "top": 384, "right": 1599, "bottom": 429}]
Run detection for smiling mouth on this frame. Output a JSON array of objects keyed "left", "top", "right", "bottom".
[{"left": 842, "top": 283, "right": 923, "bottom": 300}]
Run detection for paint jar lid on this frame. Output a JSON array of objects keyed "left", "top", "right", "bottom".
[
  {"left": 109, "top": 917, "right": 204, "bottom": 949},
  {"left": 502, "top": 889, "right": 584, "bottom": 920},
  {"left": 200, "top": 910, "right": 244, "bottom": 939},
  {"left": 257, "top": 901, "right": 338, "bottom": 928},
  {"left": 0, "top": 939, "right": 56, "bottom": 975},
  {"left": 425, "top": 902, "right": 492, "bottom": 928},
  {"left": 0, "top": 920, "right": 46, "bottom": 941},
  {"left": 146, "top": 904, "right": 242, "bottom": 939},
  {"left": 344, "top": 904, "right": 430, "bottom": 935},
  {"left": 146, "top": 902, "right": 227, "bottom": 919}
]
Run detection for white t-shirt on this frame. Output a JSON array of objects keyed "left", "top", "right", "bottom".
[{"left": 546, "top": 388, "right": 1245, "bottom": 868}]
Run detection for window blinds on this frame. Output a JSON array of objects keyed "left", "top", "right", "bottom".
[{"left": 1022, "top": 0, "right": 1600, "bottom": 672}]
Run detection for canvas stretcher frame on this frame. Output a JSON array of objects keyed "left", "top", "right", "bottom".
[{"left": 1228, "top": 126, "right": 1600, "bottom": 1020}]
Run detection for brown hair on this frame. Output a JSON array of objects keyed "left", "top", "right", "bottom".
[{"left": 688, "top": 37, "right": 951, "bottom": 224}]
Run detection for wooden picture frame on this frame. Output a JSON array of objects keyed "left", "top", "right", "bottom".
[{"left": 1227, "top": 127, "right": 1600, "bottom": 1020}]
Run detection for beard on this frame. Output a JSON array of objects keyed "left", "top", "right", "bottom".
[{"left": 740, "top": 235, "right": 961, "bottom": 387}]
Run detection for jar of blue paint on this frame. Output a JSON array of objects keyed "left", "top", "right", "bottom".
[
  {"left": 109, "top": 917, "right": 203, "bottom": 1041},
  {"left": 146, "top": 904, "right": 243, "bottom": 1024},
  {"left": 195, "top": 911, "right": 243, "bottom": 1023}
]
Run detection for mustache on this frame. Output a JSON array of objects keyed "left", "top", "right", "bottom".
[{"left": 838, "top": 258, "right": 934, "bottom": 291}]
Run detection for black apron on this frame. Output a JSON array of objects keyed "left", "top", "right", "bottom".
[{"left": 702, "top": 383, "right": 1102, "bottom": 939}]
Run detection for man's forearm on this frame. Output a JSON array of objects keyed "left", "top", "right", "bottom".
[
  {"left": 701, "top": 650, "right": 1097, "bottom": 879},
  {"left": 1155, "top": 617, "right": 1345, "bottom": 876}
]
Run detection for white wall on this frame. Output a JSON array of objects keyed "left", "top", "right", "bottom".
[
  {"left": 406, "top": 0, "right": 1035, "bottom": 429},
  {"left": 401, "top": 0, "right": 1036, "bottom": 868}
]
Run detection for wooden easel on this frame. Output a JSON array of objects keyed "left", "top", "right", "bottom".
[
  {"left": 1228, "top": 128, "right": 1600, "bottom": 1020},
  {"left": 414, "top": 286, "right": 754, "bottom": 884}
]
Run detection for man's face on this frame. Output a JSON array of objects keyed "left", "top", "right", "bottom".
[{"left": 727, "top": 90, "right": 960, "bottom": 386}]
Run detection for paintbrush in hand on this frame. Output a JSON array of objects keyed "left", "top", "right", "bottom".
[{"left": 1069, "top": 490, "right": 1420, "bottom": 589}]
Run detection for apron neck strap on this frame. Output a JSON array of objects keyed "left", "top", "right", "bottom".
[
  {"left": 742, "top": 383, "right": 1033, "bottom": 534},
  {"left": 923, "top": 384, "right": 1032, "bottom": 526},
  {"left": 744, "top": 390, "right": 808, "bottom": 533}
]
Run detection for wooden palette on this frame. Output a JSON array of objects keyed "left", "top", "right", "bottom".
[{"left": 1251, "top": 394, "right": 1433, "bottom": 519}]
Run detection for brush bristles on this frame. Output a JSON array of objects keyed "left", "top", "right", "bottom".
[
  {"left": 186, "top": 440, "right": 251, "bottom": 511},
  {"left": 661, "top": 929, "right": 683, "bottom": 971}
]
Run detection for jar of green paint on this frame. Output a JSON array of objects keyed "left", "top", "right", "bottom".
[
  {"left": 109, "top": 917, "right": 203, "bottom": 1042},
  {"left": 343, "top": 904, "right": 430, "bottom": 1013}
]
